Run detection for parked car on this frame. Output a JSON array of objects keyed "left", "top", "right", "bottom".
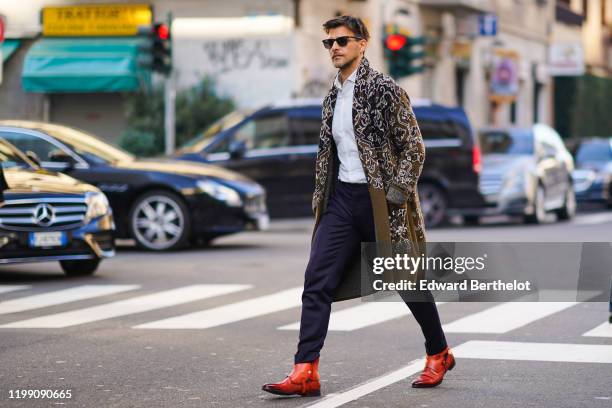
[
  {"left": 473, "top": 124, "right": 576, "bottom": 224},
  {"left": 0, "top": 138, "right": 114, "bottom": 275},
  {"left": 175, "top": 99, "right": 485, "bottom": 227},
  {"left": 0, "top": 121, "right": 268, "bottom": 251},
  {"left": 571, "top": 138, "right": 612, "bottom": 207}
]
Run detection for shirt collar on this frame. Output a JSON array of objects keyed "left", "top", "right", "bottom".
[{"left": 334, "top": 68, "right": 358, "bottom": 89}]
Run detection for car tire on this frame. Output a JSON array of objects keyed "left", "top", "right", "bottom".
[
  {"left": 60, "top": 259, "right": 100, "bottom": 276},
  {"left": 418, "top": 183, "right": 448, "bottom": 228},
  {"left": 129, "top": 190, "right": 191, "bottom": 251},
  {"left": 524, "top": 184, "right": 547, "bottom": 224},
  {"left": 555, "top": 183, "right": 576, "bottom": 220},
  {"left": 463, "top": 215, "right": 480, "bottom": 225}
]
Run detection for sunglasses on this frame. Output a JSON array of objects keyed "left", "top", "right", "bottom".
[{"left": 322, "top": 36, "right": 363, "bottom": 49}]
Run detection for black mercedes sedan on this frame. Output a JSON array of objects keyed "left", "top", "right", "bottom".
[
  {"left": 0, "top": 121, "right": 268, "bottom": 251},
  {"left": 0, "top": 138, "right": 114, "bottom": 275}
]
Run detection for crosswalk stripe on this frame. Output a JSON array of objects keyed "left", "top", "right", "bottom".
[
  {"left": 572, "top": 212, "right": 612, "bottom": 225},
  {"left": 302, "top": 340, "right": 612, "bottom": 408},
  {"left": 583, "top": 322, "right": 612, "bottom": 338},
  {"left": 0, "top": 284, "right": 250, "bottom": 328},
  {"left": 442, "top": 302, "right": 577, "bottom": 333},
  {"left": 0, "top": 285, "right": 31, "bottom": 295},
  {"left": 278, "top": 301, "right": 446, "bottom": 332},
  {"left": 0, "top": 285, "right": 139, "bottom": 315},
  {"left": 134, "top": 287, "right": 303, "bottom": 329},
  {"left": 300, "top": 358, "right": 426, "bottom": 408},
  {"left": 454, "top": 340, "right": 612, "bottom": 363}
]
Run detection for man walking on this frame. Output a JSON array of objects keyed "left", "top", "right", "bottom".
[{"left": 262, "top": 16, "right": 454, "bottom": 397}]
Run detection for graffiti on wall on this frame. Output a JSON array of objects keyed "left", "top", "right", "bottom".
[{"left": 202, "top": 38, "right": 289, "bottom": 75}]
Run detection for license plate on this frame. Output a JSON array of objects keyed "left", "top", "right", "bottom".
[{"left": 29, "top": 231, "right": 67, "bottom": 248}]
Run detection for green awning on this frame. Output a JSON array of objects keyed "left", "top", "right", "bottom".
[
  {"left": 22, "top": 37, "right": 150, "bottom": 93},
  {"left": 2, "top": 39, "right": 20, "bottom": 62}
]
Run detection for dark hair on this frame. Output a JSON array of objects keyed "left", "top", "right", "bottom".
[{"left": 322, "top": 15, "right": 370, "bottom": 41}]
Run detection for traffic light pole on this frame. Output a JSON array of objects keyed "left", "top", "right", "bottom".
[
  {"left": 163, "top": 12, "right": 175, "bottom": 155},
  {"left": 164, "top": 71, "right": 176, "bottom": 155}
]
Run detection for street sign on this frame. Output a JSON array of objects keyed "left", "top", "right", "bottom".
[
  {"left": 42, "top": 4, "right": 152, "bottom": 37},
  {"left": 478, "top": 13, "right": 497, "bottom": 36}
]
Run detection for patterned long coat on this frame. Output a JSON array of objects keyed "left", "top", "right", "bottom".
[{"left": 311, "top": 56, "right": 427, "bottom": 302}]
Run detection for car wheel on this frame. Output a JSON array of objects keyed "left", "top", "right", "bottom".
[
  {"left": 129, "top": 190, "right": 190, "bottom": 251},
  {"left": 555, "top": 183, "right": 576, "bottom": 220},
  {"left": 60, "top": 259, "right": 100, "bottom": 276},
  {"left": 418, "top": 183, "right": 447, "bottom": 228},
  {"left": 524, "top": 184, "right": 547, "bottom": 224}
]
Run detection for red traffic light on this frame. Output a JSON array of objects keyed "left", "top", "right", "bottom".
[
  {"left": 155, "top": 23, "right": 170, "bottom": 40},
  {"left": 386, "top": 34, "right": 406, "bottom": 51}
]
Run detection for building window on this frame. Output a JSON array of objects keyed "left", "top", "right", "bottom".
[
  {"left": 533, "top": 82, "right": 542, "bottom": 123},
  {"left": 455, "top": 66, "right": 467, "bottom": 108}
]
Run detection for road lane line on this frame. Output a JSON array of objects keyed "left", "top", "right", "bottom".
[
  {"left": 278, "top": 301, "right": 446, "bottom": 332},
  {"left": 0, "top": 285, "right": 31, "bottom": 295},
  {"left": 572, "top": 212, "right": 612, "bottom": 225},
  {"left": 299, "top": 359, "right": 425, "bottom": 408},
  {"left": 442, "top": 301, "right": 577, "bottom": 333},
  {"left": 583, "top": 322, "right": 612, "bottom": 338},
  {"left": 453, "top": 340, "right": 612, "bottom": 363},
  {"left": 301, "top": 340, "right": 612, "bottom": 408},
  {"left": 135, "top": 287, "right": 303, "bottom": 329},
  {"left": 0, "top": 284, "right": 250, "bottom": 328},
  {"left": 0, "top": 285, "right": 139, "bottom": 315}
]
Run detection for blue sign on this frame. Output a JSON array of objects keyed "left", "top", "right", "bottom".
[{"left": 479, "top": 13, "right": 497, "bottom": 36}]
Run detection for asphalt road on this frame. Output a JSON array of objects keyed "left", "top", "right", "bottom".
[{"left": 0, "top": 208, "right": 611, "bottom": 408}]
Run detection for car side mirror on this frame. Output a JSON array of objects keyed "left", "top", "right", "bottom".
[
  {"left": 229, "top": 140, "right": 247, "bottom": 159},
  {"left": 48, "top": 149, "right": 77, "bottom": 170},
  {"left": 25, "top": 150, "right": 42, "bottom": 167}
]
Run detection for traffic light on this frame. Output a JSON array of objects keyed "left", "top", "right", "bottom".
[
  {"left": 138, "top": 22, "right": 172, "bottom": 75},
  {"left": 383, "top": 33, "right": 425, "bottom": 78}
]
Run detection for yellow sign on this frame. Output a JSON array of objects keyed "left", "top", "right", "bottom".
[{"left": 42, "top": 4, "right": 153, "bottom": 37}]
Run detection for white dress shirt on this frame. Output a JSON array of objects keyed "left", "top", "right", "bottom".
[{"left": 332, "top": 68, "right": 367, "bottom": 184}]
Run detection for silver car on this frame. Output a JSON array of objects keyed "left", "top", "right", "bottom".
[{"left": 473, "top": 124, "right": 576, "bottom": 224}]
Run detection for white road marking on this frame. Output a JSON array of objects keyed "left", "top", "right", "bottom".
[
  {"left": 572, "top": 212, "right": 612, "bottom": 225},
  {"left": 0, "top": 284, "right": 250, "bottom": 328},
  {"left": 453, "top": 340, "right": 612, "bottom": 363},
  {"left": 583, "top": 322, "right": 612, "bottom": 338},
  {"left": 278, "top": 301, "right": 446, "bottom": 332},
  {"left": 0, "top": 285, "right": 31, "bottom": 295},
  {"left": 301, "top": 340, "right": 612, "bottom": 408},
  {"left": 299, "top": 359, "right": 425, "bottom": 408},
  {"left": 135, "top": 287, "right": 303, "bottom": 329},
  {"left": 443, "top": 301, "right": 577, "bottom": 333},
  {"left": 0, "top": 285, "right": 139, "bottom": 315}
]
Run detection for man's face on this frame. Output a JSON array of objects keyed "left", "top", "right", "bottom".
[{"left": 326, "top": 26, "right": 367, "bottom": 69}]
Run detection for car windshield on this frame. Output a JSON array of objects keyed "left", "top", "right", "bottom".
[
  {"left": 0, "top": 139, "right": 34, "bottom": 169},
  {"left": 575, "top": 141, "right": 611, "bottom": 163},
  {"left": 180, "top": 110, "right": 252, "bottom": 153},
  {"left": 479, "top": 129, "right": 534, "bottom": 155},
  {"left": 41, "top": 124, "right": 135, "bottom": 164}
]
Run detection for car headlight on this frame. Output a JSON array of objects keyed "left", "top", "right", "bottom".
[
  {"left": 85, "top": 192, "right": 110, "bottom": 221},
  {"left": 196, "top": 179, "right": 243, "bottom": 207}
]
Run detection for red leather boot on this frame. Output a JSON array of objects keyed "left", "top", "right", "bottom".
[
  {"left": 262, "top": 357, "right": 321, "bottom": 397},
  {"left": 411, "top": 346, "right": 455, "bottom": 388}
]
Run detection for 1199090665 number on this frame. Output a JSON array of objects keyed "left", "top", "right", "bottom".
[{"left": 8, "top": 389, "right": 72, "bottom": 399}]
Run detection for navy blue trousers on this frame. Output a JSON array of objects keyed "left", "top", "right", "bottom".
[{"left": 295, "top": 179, "right": 447, "bottom": 363}]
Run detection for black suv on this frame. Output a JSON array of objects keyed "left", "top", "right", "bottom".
[{"left": 176, "top": 99, "right": 484, "bottom": 227}]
